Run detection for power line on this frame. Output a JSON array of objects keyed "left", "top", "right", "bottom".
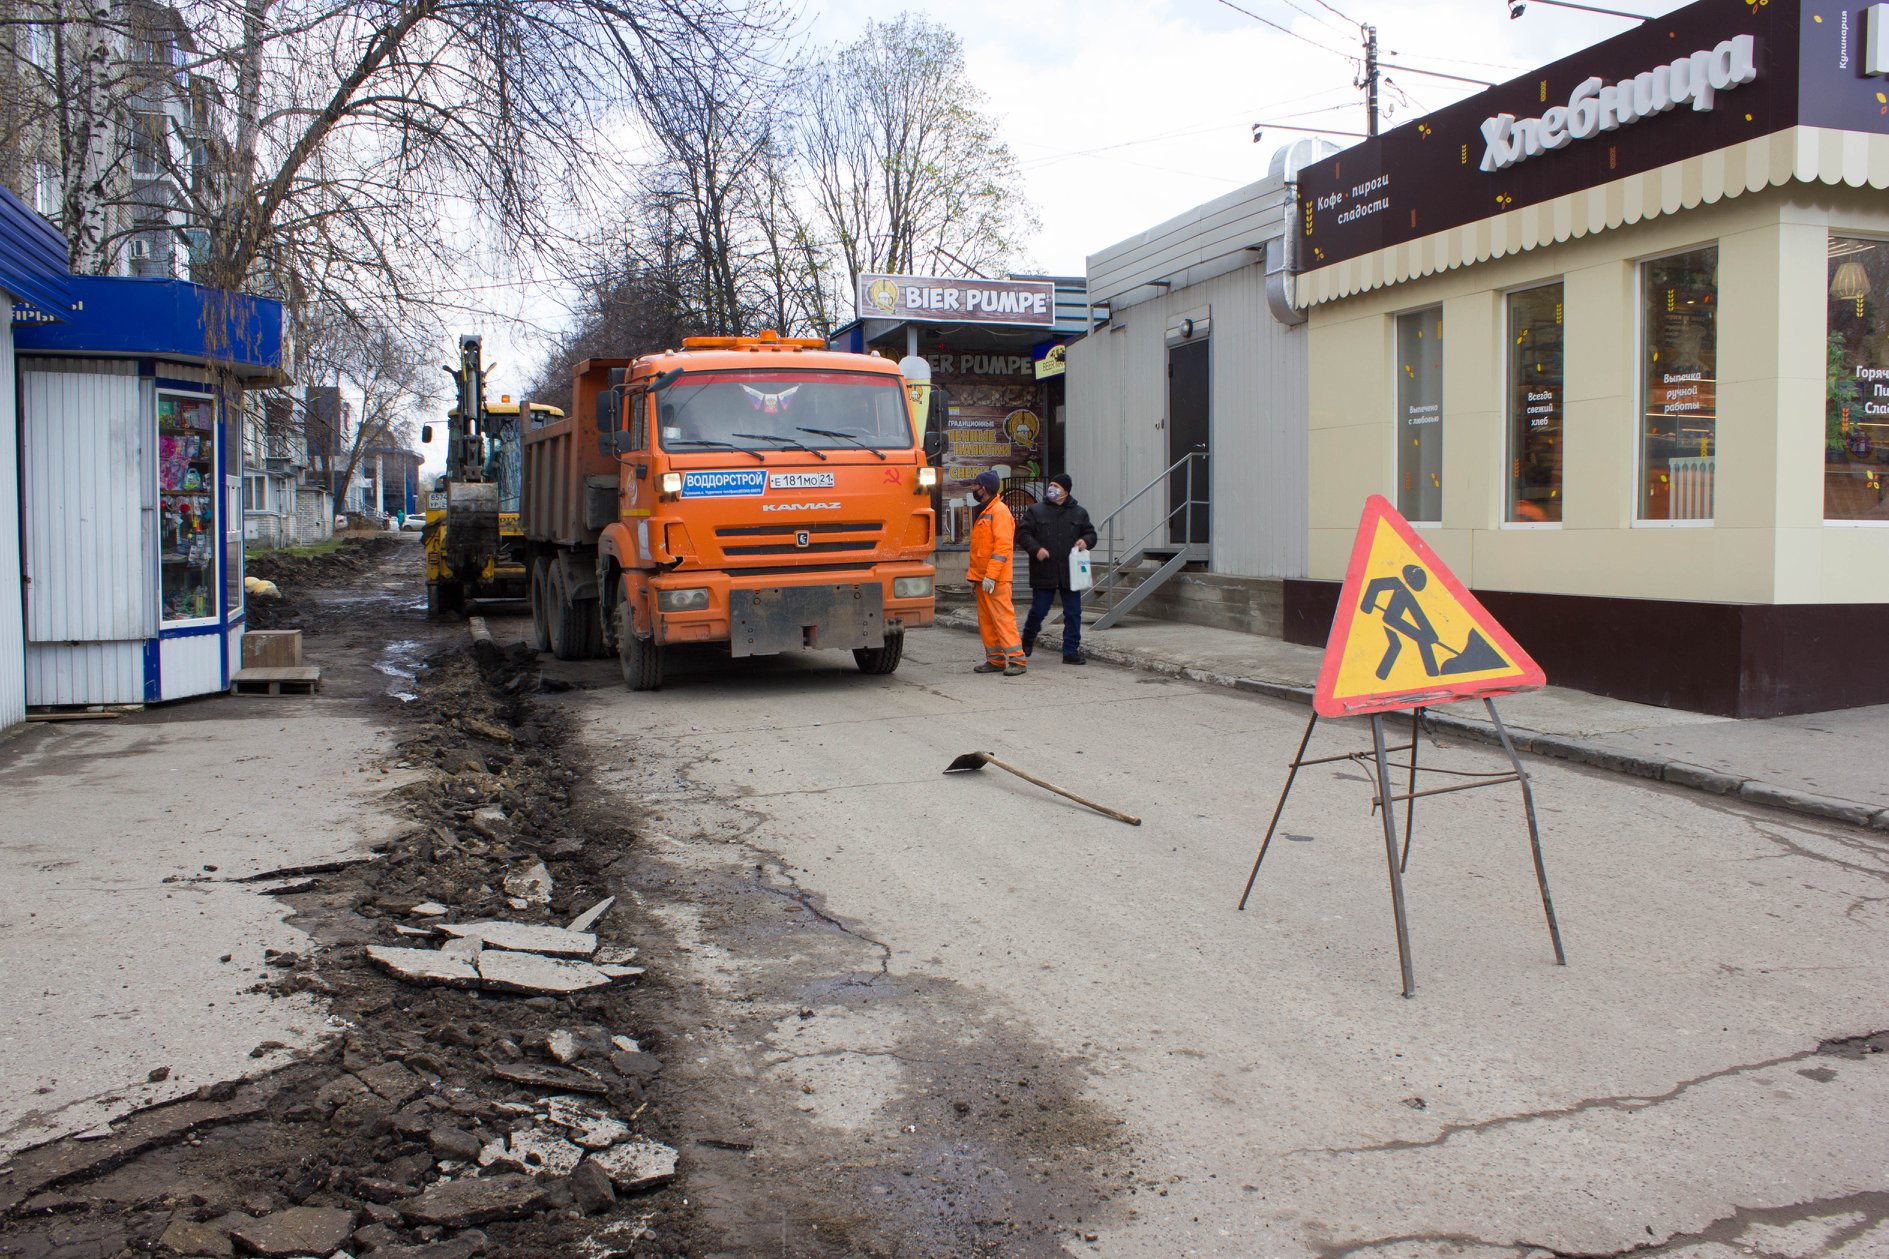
[
  {"left": 1208, "top": 0, "right": 1359, "bottom": 62},
  {"left": 1306, "top": 0, "right": 1362, "bottom": 25}
]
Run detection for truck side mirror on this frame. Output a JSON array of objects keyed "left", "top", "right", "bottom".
[{"left": 923, "top": 429, "right": 947, "bottom": 461}]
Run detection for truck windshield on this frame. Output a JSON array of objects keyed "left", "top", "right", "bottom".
[{"left": 657, "top": 370, "right": 911, "bottom": 453}]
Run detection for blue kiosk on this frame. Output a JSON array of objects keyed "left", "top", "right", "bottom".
[{"left": 15, "top": 278, "right": 284, "bottom": 706}]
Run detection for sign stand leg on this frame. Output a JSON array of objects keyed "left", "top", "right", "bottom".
[
  {"left": 1237, "top": 712, "right": 1319, "bottom": 911},
  {"left": 1399, "top": 706, "right": 1422, "bottom": 873},
  {"left": 1370, "top": 714, "right": 1418, "bottom": 998},
  {"left": 1483, "top": 698, "right": 1566, "bottom": 966}
]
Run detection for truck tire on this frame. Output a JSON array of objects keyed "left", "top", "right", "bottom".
[
  {"left": 616, "top": 602, "right": 662, "bottom": 691},
  {"left": 853, "top": 628, "right": 905, "bottom": 675},
  {"left": 547, "top": 565, "right": 585, "bottom": 661},
  {"left": 528, "top": 560, "right": 550, "bottom": 653}
]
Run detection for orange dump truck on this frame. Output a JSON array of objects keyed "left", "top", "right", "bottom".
[{"left": 521, "top": 333, "right": 943, "bottom": 689}]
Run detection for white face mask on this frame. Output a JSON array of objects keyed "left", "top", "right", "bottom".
[{"left": 1046, "top": 485, "right": 1065, "bottom": 503}]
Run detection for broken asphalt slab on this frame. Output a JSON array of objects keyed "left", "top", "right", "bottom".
[
  {"left": 433, "top": 922, "right": 597, "bottom": 956},
  {"left": 397, "top": 1174, "right": 552, "bottom": 1227},
  {"left": 227, "top": 1205, "right": 358, "bottom": 1257}
]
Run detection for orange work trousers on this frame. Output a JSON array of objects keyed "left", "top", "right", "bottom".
[{"left": 976, "top": 582, "right": 1025, "bottom": 667}]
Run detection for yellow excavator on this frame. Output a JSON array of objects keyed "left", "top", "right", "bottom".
[{"left": 421, "top": 335, "right": 563, "bottom": 617}]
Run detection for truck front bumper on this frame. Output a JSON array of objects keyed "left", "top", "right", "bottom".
[{"left": 650, "top": 562, "right": 935, "bottom": 655}]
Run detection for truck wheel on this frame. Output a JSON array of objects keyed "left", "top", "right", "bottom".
[
  {"left": 547, "top": 566, "right": 585, "bottom": 661},
  {"left": 528, "top": 560, "right": 550, "bottom": 653},
  {"left": 616, "top": 602, "right": 662, "bottom": 691},
  {"left": 853, "top": 629, "right": 905, "bottom": 675}
]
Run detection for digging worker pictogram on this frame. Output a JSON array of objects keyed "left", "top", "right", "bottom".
[{"left": 1360, "top": 563, "right": 1508, "bottom": 682}]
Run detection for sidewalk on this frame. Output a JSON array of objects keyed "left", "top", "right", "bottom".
[{"left": 934, "top": 601, "right": 1889, "bottom": 831}]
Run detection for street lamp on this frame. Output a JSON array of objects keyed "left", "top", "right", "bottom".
[{"left": 1509, "top": 0, "right": 1650, "bottom": 19}]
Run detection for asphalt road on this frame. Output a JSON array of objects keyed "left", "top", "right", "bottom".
[{"left": 488, "top": 615, "right": 1889, "bottom": 1258}]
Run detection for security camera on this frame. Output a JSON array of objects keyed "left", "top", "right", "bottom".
[{"left": 1509, "top": 1, "right": 1525, "bottom": 15}]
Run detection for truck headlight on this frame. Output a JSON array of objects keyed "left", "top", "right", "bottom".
[
  {"left": 917, "top": 466, "right": 938, "bottom": 488},
  {"left": 892, "top": 576, "right": 933, "bottom": 599},
  {"left": 656, "top": 587, "right": 710, "bottom": 612},
  {"left": 660, "top": 472, "right": 683, "bottom": 494}
]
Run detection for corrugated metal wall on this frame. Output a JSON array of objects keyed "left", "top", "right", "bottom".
[
  {"left": 21, "top": 358, "right": 150, "bottom": 641},
  {"left": 1067, "top": 268, "right": 1309, "bottom": 580},
  {"left": 0, "top": 308, "right": 23, "bottom": 729},
  {"left": 25, "top": 640, "right": 144, "bottom": 705}
]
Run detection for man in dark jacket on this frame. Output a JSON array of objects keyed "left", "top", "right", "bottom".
[{"left": 1016, "top": 472, "right": 1098, "bottom": 664}]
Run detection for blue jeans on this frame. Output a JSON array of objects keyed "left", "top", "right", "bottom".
[{"left": 1022, "top": 587, "right": 1083, "bottom": 657}]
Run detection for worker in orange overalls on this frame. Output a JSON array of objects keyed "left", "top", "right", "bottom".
[{"left": 966, "top": 471, "right": 1026, "bottom": 675}]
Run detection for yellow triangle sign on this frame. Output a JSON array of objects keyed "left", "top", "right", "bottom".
[{"left": 1313, "top": 497, "right": 1544, "bottom": 718}]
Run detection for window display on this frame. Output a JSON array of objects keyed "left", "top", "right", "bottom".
[
  {"left": 1639, "top": 247, "right": 1718, "bottom": 521},
  {"left": 1507, "top": 284, "right": 1564, "bottom": 523},
  {"left": 1825, "top": 235, "right": 1889, "bottom": 521},
  {"left": 1396, "top": 307, "right": 1443, "bottom": 522},
  {"left": 158, "top": 392, "right": 218, "bottom": 621}
]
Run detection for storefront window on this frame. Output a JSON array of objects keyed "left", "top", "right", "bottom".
[
  {"left": 1825, "top": 235, "right": 1889, "bottom": 521},
  {"left": 1507, "top": 283, "right": 1564, "bottom": 523},
  {"left": 1396, "top": 307, "right": 1443, "bottom": 522},
  {"left": 158, "top": 392, "right": 218, "bottom": 621},
  {"left": 1639, "top": 247, "right": 1718, "bottom": 521}
]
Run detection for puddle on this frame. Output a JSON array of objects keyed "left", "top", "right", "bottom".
[{"left": 375, "top": 639, "right": 427, "bottom": 703}]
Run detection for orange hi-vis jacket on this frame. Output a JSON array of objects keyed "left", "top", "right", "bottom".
[{"left": 967, "top": 496, "right": 1016, "bottom": 583}]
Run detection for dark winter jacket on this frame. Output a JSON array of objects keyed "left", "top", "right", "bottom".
[{"left": 1015, "top": 496, "right": 1098, "bottom": 591}]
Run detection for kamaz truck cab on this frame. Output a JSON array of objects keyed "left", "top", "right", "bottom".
[{"left": 521, "top": 332, "right": 945, "bottom": 689}]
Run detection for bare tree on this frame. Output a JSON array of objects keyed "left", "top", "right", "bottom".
[
  {"left": 797, "top": 14, "right": 1036, "bottom": 304},
  {"left": 298, "top": 310, "right": 435, "bottom": 511},
  {"left": 3, "top": 0, "right": 793, "bottom": 321}
]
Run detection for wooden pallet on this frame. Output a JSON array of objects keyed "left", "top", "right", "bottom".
[{"left": 230, "top": 666, "right": 322, "bottom": 697}]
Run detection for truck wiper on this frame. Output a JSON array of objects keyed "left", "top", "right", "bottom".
[
  {"left": 734, "top": 433, "right": 829, "bottom": 461},
  {"left": 795, "top": 427, "right": 887, "bottom": 460},
  {"left": 668, "top": 439, "right": 765, "bottom": 463}
]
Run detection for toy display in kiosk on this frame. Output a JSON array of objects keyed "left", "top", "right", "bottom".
[{"left": 158, "top": 393, "right": 219, "bottom": 621}]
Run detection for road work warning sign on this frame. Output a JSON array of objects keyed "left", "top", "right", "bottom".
[{"left": 1313, "top": 496, "right": 1543, "bottom": 718}]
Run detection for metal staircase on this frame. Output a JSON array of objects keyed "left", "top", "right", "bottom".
[{"left": 1078, "top": 451, "right": 1209, "bottom": 631}]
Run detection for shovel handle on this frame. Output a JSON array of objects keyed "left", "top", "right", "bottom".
[{"left": 983, "top": 756, "right": 1142, "bottom": 826}]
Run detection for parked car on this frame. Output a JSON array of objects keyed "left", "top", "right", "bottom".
[{"left": 401, "top": 515, "right": 426, "bottom": 531}]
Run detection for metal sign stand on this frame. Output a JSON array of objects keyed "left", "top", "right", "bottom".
[{"left": 1237, "top": 700, "right": 1566, "bottom": 998}]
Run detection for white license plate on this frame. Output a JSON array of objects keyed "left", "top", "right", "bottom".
[{"left": 769, "top": 471, "right": 836, "bottom": 489}]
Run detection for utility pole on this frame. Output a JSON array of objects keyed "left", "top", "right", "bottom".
[{"left": 1360, "top": 24, "right": 1380, "bottom": 137}]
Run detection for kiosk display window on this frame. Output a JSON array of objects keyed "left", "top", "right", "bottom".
[
  {"left": 1506, "top": 284, "right": 1565, "bottom": 523},
  {"left": 1639, "top": 247, "right": 1719, "bottom": 522},
  {"left": 158, "top": 392, "right": 218, "bottom": 621},
  {"left": 1825, "top": 235, "right": 1889, "bottom": 521}
]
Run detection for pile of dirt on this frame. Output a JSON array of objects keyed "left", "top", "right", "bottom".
[
  {"left": 0, "top": 640, "right": 689, "bottom": 1259},
  {"left": 246, "top": 536, "right": 405, "bottom": 631}
]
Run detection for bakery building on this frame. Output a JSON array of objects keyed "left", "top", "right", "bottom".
[{"left": 1078, "top": 0, "right": 1889, "bottom": 716}]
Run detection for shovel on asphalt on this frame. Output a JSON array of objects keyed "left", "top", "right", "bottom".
[{"left": 943, "top": 751, "right": 1142, "bottom": 826}]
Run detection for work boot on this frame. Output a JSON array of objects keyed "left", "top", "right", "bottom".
[
  {"left": 973, "top": 662, "right": 1005, "bottom": 674},
  {"left": 1063, "top": 650, "right": 1087, "bottom": 665},
  {"left": 1004, "top": 661, "right": 1027, "bottom": 676}
]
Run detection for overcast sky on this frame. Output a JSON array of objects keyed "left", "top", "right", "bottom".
[{"left": 416, "top": 0, "right": 1689, "bottom": 476}]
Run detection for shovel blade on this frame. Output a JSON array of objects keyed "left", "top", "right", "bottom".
[{"left": 944, "top": 751, "right": 993, "bottom": 774}]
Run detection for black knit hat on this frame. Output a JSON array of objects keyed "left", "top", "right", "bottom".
[
  {"left": 973, "top": 470, "right": 1001, "bottom": 494},
  {"left": 1051, "top": 473, "right": 1073, "bottom": 492}
]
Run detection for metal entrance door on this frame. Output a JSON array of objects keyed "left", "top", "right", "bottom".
[{"left": 1167, "top": 338, "right": 1210, "bottom": 545}]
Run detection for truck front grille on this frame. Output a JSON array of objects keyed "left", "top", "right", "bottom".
[{"left": 716, "top": 521, "right": 885, "bottom": 558}]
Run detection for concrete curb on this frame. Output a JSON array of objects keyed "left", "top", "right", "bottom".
[{"left": 933, "top": 610, "right": 1889, "bottom": 833}]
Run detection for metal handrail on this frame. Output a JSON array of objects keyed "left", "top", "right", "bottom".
[{"left": 1089, "top": 450, "right": 1208, "bottom": 609}]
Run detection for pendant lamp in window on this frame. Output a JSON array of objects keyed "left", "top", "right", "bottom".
[{"left": 1831, "top": 259, "right": 1870, "bottom": 317}]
